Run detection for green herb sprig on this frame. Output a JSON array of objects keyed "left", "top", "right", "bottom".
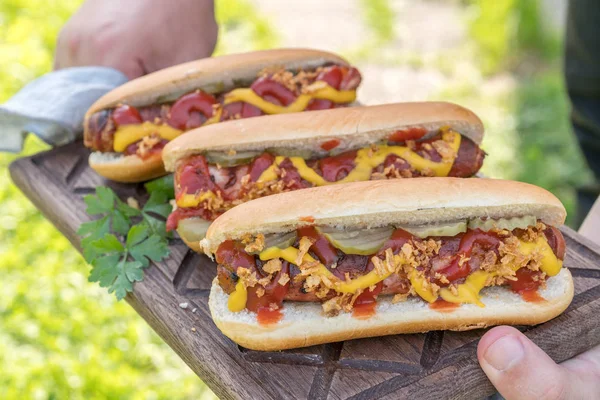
[{"left": 77, "top": 175, "right": 174, "bottom": 300}]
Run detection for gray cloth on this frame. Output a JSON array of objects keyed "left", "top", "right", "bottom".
[{"left": 0, "top": 67, "right": 127, "bottom": 152}]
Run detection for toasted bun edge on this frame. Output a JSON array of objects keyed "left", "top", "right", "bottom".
[{"left": 88, "top": 152, "right": 166, "bottom": 183}]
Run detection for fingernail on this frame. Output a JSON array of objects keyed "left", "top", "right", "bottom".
[{"left": 483, "top": 335, "right": 525, "bottom": 371}]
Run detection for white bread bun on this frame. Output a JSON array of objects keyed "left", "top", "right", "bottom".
[
  {"left": 163, "top": 102, "right": 483, "bottom": 171},
  {"left": 201, "top": 178, "right": 567, "bottom": 255},
  {"left": 209, "top": 269, "right": 574, "bottom": 351},
  {"left": 85, "top": 48, "right": 349, "bottom": 119},
  {"left": 88, "top": 152, "right": 166, "bottom": 183}
]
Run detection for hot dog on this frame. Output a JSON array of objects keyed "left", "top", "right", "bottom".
[
  {"left": 162, "top": 102, "right": 486, "bottom": 251},
  {"left": 84, "top": 49, "right": 362, "bottom": 182},
  {"left": 200, "top": 179, "right": 573, "bottom": 351}
]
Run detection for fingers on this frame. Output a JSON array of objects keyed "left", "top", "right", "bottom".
[{"left": 477, "top": 326, "right": 572, "bottom": 400}]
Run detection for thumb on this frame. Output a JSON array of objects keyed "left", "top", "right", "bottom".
[{"left": 477, "top": 326, "right": 575, "bottom": 400}]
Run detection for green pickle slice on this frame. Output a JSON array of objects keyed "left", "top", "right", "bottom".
[
  {"left": 400, "top": 222, "right": 467, "bottom": 238},
  {"left": 260, "top": 231, "right": 297, "bottom": 252},
  {"left": 316, "top": 226, "right": 394, "bottom": 255},
  {"left": 205, "top": 150, "right": 261, "bottom": 167},
  {"left": 468, "top": 215, "right": 537, "bottom": 232},
  {"left": 177, "top": 218, "right": 212, "bottom": 242}
]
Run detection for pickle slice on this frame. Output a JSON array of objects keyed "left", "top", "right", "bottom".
[
  {"left": 177, "top": 217, "right": 212, "bottom": 242},
  {"left": 205, "top": 150, "right": 260, "bottom": 167},
  {"left": 468, "top": 216, "right": 537, "bottom": 232},
  {"left": 267, "top": 147, "right": 315, "bottom": 159},
  {"left": 316, "top": 226, "right": 393, "bottom": 255},
  {"left": 262, "top": 231, "right": 297, "bottom": 252},
  {"left": 401, "top": 221, "right": 467, "bottom": 238}
]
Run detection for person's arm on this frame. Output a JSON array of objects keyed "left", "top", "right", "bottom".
[{"left": 54, "top": 0, "right": 218, "bottom": 79}]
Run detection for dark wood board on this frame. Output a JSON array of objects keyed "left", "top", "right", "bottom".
[{"left": 9, "top": 141, "right": 600, "bottom": 400}]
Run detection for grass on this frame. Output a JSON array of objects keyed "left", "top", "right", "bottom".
[{"left": 0, "top": 0, "right": 274, "bottom": 398}]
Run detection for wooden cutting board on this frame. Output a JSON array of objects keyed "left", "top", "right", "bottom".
[{"left": 10, "top": 142, "right": 600, "bottom": 399}]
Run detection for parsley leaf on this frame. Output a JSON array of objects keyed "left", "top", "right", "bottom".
[
  {"left": 127, "top": 226, "right": 170, "bottom": 267},
  {"left": 144, "top": 174, "right": 174, "bottom": 199},
  {"left": 78, "top": 182, "right": 174, "bottom": 301},
  {"left": 77, "top": 217, "right": 111, "bottom": 262},
  {"left": 82, "top": 187, "right": 140, "bottom": 236},
  {"left": 139, "top": 191, "right": 172, "bottom": 240}
]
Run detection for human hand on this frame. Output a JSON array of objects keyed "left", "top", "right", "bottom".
[
  {"left": 54, "top": 0, "right": 217, "bottom": 79},
  {"left": 478, "top": 326, "right": 600, "bottom": 399}
]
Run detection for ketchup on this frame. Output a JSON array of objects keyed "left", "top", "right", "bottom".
[
  {"left": 124, "top": 139, "right": 168, "bottom": 159},
  {"left": 250, "top": 77, "right": 297, "bottom": 106},
  {"left": 508, "top": 268, "right": 545, "bottom": 303},
  {"left": 112, "top": 105, "right": 142, "bottom": 126},
  {"left": 221, "top": 102, "right": 263, "bottom": 120},
  {"left": 307, "top": 99, "right": 335, "bottom": 110},
  {"left": 388, "top": 127, "right": 427, "bottom": 143},
  {"left": 429, "top": 299, "right": 459, "bottom": 312},
  {"left": 382, "top": 229, "right": 414, "bottom": 253},
  {"left": 215, "top": 240, "right": 256, "bottom": 269},
  {"left": 296, "top": 226, "right": 339, "bottom": 266},
  {"left": 175, "top": 155, "right": 222, "bottom": 199},
  {"left": 316, "top": 66, "right": 344, "bottom": 89},
  {"left": 166, "top": 207, "right": 214, "bottom": 231},
  {"left": 168, "top": 91, "right": 218, "bottom": 130},
  {"left": 257, "top": 308, "right": 283, "bottom": 325},
  {"left": 436, "top": 230, "right": 500, "bottom": 283},
  {"left": 278, "top": 159, "right": 309, "bottom": 190},
  {"left": 248, "top": 153, "right": 275, "bottom": 181},
  {"left": 352, "top": 282, "right": 383, "bottom": 319},
  {"left": 248, "top": 262, "right": 290, "bottom": 326},
  {"left": 320, "top": 139, "right": 341, "bottom": 151},
  {"left": 318, "top": 150, "right": 357, "bottom": 181}
]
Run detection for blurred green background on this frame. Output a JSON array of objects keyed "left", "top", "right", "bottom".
[{"left": 0, "top": 0, "right": 592, "bottom": 398}]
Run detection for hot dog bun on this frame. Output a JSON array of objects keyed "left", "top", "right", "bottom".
[
  {"left": 85, "top": 48, "right": 349, "bottom": 118},
  {"left": 88, "top": 152, "right": 166, "bottom": 183},
  {"left": 163, "top": 102, "right": 484, "bottom": 171},
  {"left": 200, "top": 178, "right": 566, "bottom": 254},
  {"left": 85, "top": 48, "right": 351, "bottom": 183},
  {"left": 209, "top": 268, "right": 573, "bottom": 351},
  {"left": 204, "top": 178, "right": 571, "bottom": 351}
]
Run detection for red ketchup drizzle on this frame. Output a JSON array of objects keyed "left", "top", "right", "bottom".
[
  {"left": 352, "top": 282, "right": 383, "bottom": 319},
  {"left": 339, "top": 67, "right": 362, "bottom": 91},
  {"left": 250, "top": 77, "right": 297, "bottom": 106},
  {"left": 249, "top": 262, "right": 291, "bottom": 326},
  {"left": 384, "top": 228, "right": 415, "bottom": 253},
  {"left": 320, "top": 139, "right": 341, "bottom": 151},
  {"left": 112, "top": 105, "right": 142, "bottom": 126},
  {"left": 215, "top": 241, "right": 290, "bottom": 326},
  {"left": 215, "top": 240, "right": 256, "bottom": 270},
  {"left": 508, "top": 268, "right": 545, "bottom": 303},
  {"left": 168, "top": 91, "right": 218, "bottom": 130},
  {"left": 297, "top": 226, "right": 339, "bottom": 266},
  {"left": 176, "top": 155, "right": 221, "bottom": 198},
  {"left": 436, "top": 230, "right": 501, "bottom": 283},
  {"left": 166, "top": 206, "right": 213, "bottom": 232},
  {"left": 248, "top": 153, "right": 275, "bottom": 181},
  {"left": 388, "top": 127, "right": 427, "bottom": 143},
  {"left": 350, "top": 229, "right": 413, "bottom": 317},
  {"left": 278, "top": 159, "right": 309, "bottom": 190},
  {"left": 318, "top": 150, "right": 357, "bottom": 181},
  {"left": 429, "top": 299, "right": 459, "bottom": 312},
  {"left": 221, "top": 101, "right": 263, "bottom": 120}
]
